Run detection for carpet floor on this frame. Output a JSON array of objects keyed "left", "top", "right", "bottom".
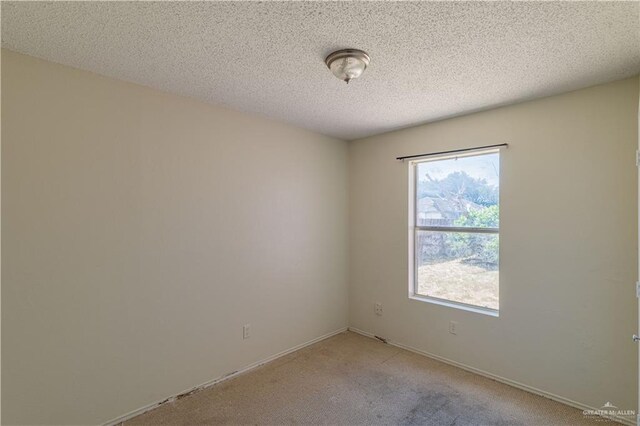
[{"left": 126, "top": 331, "right": 610, "bottom": 425}]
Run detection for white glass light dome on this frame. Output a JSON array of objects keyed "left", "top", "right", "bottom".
[{"left": 325, "top": 49, "right": 370, "bottom": 84}]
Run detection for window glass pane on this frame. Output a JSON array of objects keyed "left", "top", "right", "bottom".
[
  {"left": 415, "top": 230, "right": 499, "bottom": 310},
  {"left": 416, "top": 153, "right": 499, "bottom": 228}
]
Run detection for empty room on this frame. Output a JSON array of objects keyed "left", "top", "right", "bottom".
[{"left": 2, "top": 1, "right": 639, "bottom": 425}]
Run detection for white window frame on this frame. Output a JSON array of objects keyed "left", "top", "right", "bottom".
[{"left": 408, "top": 149, "right": 500, "bottom": 317}]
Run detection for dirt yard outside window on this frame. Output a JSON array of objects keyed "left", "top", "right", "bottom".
[{"left": 417, "top": 260, "right": 499, "bottom": 310}]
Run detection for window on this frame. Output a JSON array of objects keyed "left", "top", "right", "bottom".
[{"left": 409, "top": 149, "right": 500, "bottom": 315}]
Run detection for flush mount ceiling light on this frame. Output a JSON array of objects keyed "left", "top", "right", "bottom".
[{"left": 325, "top": 49, "right": 370, "bottom": 84}]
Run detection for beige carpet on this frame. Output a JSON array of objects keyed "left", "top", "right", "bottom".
[{"left": 127, "top": 331, "right": 610, "bottom": 425}]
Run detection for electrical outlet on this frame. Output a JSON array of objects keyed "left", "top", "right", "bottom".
[
  {"left": 374, "top": 302, "right": 383, "bottom": 316},
  {"left": 243, "top": 324, "right": 250, "bottom": 339},
  {"left": 449, "top": 321, "right": 458, "bottom": 335}
]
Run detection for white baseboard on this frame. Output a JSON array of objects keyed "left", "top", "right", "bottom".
[
  {"left": 103, "top": 327, "right": 348, "bottom": 426},
  {"left": 348, "top": 327, "right": 634, "bottom": 426}
]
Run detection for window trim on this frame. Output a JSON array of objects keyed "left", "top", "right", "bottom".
[{"left": 408, "top": 149, "right": 500, "bottom": 317}]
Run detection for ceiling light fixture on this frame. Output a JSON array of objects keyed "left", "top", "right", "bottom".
[{"left": 325, "top": 49, "right": 370, "bottom": 84}]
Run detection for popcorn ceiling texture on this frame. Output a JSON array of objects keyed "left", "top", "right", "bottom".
[{"left": 2, "top": 1, "right": 639, "bottom": 140}]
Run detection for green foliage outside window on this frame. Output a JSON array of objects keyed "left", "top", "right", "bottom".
[{"left": 446, "top": 205, "right": 499, "bottom": 267}]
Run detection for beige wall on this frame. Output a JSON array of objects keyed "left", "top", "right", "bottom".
[
  {"left": 1, "top": 50, "right": 349, "bottom": 425},
  {"left": 349, "top": 77, "right": 639, "bottom": 413},
  {"left": 3, "top": 47, "right": 638, "bottom": 425}
]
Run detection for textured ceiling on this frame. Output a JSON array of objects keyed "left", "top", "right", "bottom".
[{"left": 2, "top": 2, "right": 639, "bottom": 140}]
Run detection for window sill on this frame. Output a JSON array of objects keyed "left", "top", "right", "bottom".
[{"left": 409, "top": 293, "right": 499, "bottom": 317}]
